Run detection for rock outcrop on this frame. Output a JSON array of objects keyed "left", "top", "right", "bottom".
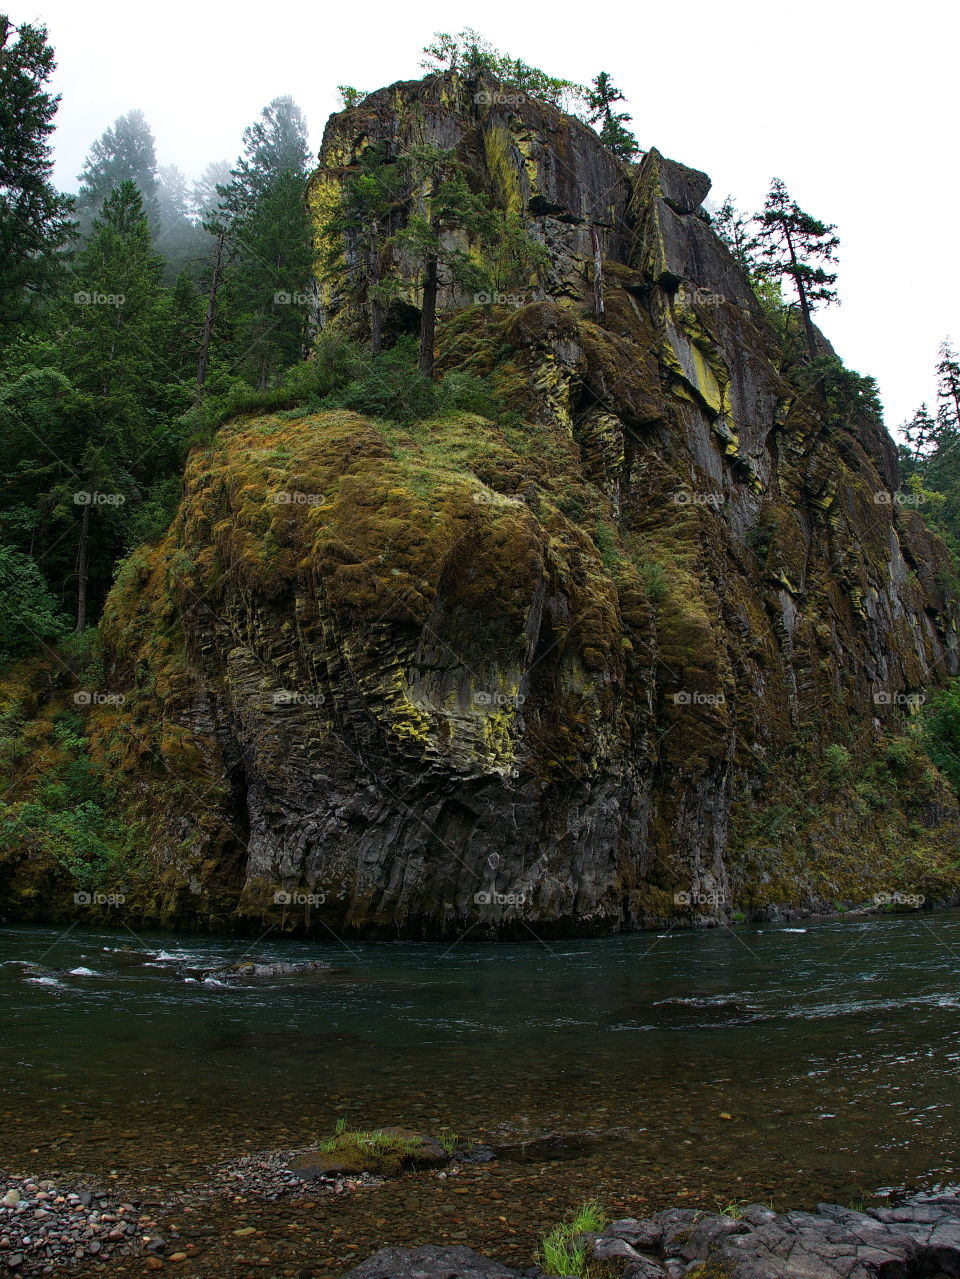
[
  {"left": 6, "top": 70, "right": 957, "bottom": 935},
  {"left": 342, "top": 1194, "right": 960, "bottom": 1278}
]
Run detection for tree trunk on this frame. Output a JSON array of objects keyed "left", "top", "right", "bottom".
[
  {"left": 591, "top": 226, "right": 605, "bottom": 319},
  {"left": 369, "top": 225, "right": 383, "bottom": 355},
  {"left": 784, "top": 225, "right": 817, "bottom": 362},
  {"left": 196, "top": 227, "right": 225, "bottom": 390},
  {"left": 418, "top": 253, "right": 438, "bottom": 379},
  {"left": 75, "top": 500, "right": 90, "bottom": 633}
]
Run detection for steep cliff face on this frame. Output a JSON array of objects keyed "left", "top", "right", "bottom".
[{"left": 36, "top": 73, "right": 959, "bottom": 935}]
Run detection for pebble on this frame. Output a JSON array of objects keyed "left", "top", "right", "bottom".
[{"left": 0, "top": 1175, "right": 145, "bottom": 1275}]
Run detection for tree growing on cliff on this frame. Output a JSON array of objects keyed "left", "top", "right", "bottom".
[
  {"left": 336, "top": 86, "right": 369, "bottom": 109},
  {"left": 585, "top": 72, "right": 640, "bottom": 161},
  {"left": 324, "top": 142, "right": 406, "bottom": 353},
  {"left": 936, "top": 339, "right": 960, "bottom": 434},
  {"left": 752, "top": 178, "right": 839, "bottom": 362},
  {"left": 903, "top": 404, "right": 940, "bottom": 462},
  {"left": 76, "top": 109, "right": 159, "bottom": 234},
  {"left": 419, "top": 30, "right": 586, "bottom": 112},
  {"left": 713, "top": 197, "right": 758, "bottom": 273},
  {"left": 0, "top": 15, "right": 74, "bottom": 333},
  {"left": 393, "top": 145, "right": 494, "bottom": 378}
]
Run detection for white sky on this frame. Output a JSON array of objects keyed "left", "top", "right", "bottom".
[{"left": 10, "top": 0, "right": 958, "bottom": 431}]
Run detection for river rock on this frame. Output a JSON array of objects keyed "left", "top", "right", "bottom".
[
  {"left": 182, "top": 959, "right": 332, "bottom": 980},
  {"left": 341, "top": 1243, "right": 522, "bottom": 1278}
]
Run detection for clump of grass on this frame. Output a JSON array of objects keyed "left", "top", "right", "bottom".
[
  {"left": 539, "top": 1201, "right": 608, "bottom": 1277},
  {"left": 315, "top": 1124, "right": 423, "bottom": 1174},
  {"left": 718, "top": 1198, "right": 748, "bottom": 1218},
  {"left": 438, "top": 1128, "right": 459, "bottom": 1155}
]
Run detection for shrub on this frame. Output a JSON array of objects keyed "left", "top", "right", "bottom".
[
  {"left": 0, "top": 543, "right": 69, "bottom": 663},
  {"left": 923, "top": 679, "right": 960, "bottom": 794}
]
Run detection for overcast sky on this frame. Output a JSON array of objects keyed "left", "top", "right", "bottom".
[{"left": 10, "top": 0, "right": 958, "bottom": 431}]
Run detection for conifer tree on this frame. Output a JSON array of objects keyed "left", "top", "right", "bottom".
[
  {"left": 0, "top": 15, "right": 74, "bottom": 332},
  {"left": 59, "top": 181, "right": 174, "bottom": 627},
  {"left": 586, "top": 72, "right": 640, "bottom": 161},
  {"left": 753, "top": 178, "right": 839, "bottom": 362},
  {"left": 76, "top": 109, "right": 160, "bottom": 233},
  {"left": 393, "top": 146, "right": 495, "bottom": 378},
  {"left": 936, "top": 339, "right": 960, "bottom": 434}
]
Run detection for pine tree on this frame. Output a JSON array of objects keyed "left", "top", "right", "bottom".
[
  {"left": 713, "top": 197, "right": 759, "bottom": 275},
  {"left": 0, "top": 15, "right": 74, "bottom": 332},
  {"left": 336, "top": 86, "right": 369, "bottom": 109},
  {"left": 586, "top": 72, "right": 640, "bottom": 161},
  {"left": 419, "top": 30, "right": 586, "bottom": 112},
  {"left": 903, "top": 404, "right": 940, "bottom": 462},
  {"left": 59, "top": 181, "right": 174, "bottom": 627},
  {"left": 214, "top": 98, "right": 313, "bottom": 387},
  {"left": 191, "top": 160, "right": 232, "bottom": 225},
  {"left": 155, "top": 163, "right": 211, "bottom": 282},
  {"left": 936, "top": 339, "right": 960, "bottom": 434},
  {"left": 226, "top": 167, "right": 314, "bottom": 386},
  {"left": 487, "top": 209, "right": 549, "bottom": 294},
  {"left": 324, "top": 142, "right": 407, "bottom": 351},
  {"left": 753, "top": 178, "right": 839, "bottom": 362},
  {"left": 76, "top": 109, "right": 160, "bottom": 233},
  {"left": 218, "top": 97, "right": 310, "bottom": 222},
  {"left": 393, "top": 146, "right": 495, "bottom": 378}
]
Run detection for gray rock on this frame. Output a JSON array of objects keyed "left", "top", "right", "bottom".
[
  {"left": 341, "top": 1244, "right": 522, "bottom": 1278},
  {"left": 592, "top": 1235, "right": 640, "bottom": 1262},
  {"left": 621, "top": 1258, "right": 668, "bottom": 1278},
  {"left": 605, "top": 1218, "right": 663, "bottom": 1250}
]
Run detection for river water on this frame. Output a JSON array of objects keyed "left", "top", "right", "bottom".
[{"left": 2, "top": 911, "right": 959, "bottom": 1216}]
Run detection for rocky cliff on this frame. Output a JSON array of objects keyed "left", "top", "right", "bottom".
[{"left": 7, "top": 72, "right": 959, "bottom": 935}]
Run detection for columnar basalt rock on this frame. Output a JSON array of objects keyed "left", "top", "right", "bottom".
[{"left": 12, "top": 71, "right": 954, "bottom": 936}]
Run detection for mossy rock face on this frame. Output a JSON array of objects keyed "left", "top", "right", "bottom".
[{"left": 6, "top": 71, "right": 960, "bottom": 934}]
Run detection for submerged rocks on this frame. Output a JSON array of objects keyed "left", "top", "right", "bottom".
[
  {"left": 342, "top": 1243, "right": 523, "bottom": 1279},
  {"left": 181, "top": 958, "right": 332, "bottom": 981}
]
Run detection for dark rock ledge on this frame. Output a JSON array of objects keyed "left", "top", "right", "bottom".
[{"left": 341, "top": 1194, "right": 960, "bottom": 1279}]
